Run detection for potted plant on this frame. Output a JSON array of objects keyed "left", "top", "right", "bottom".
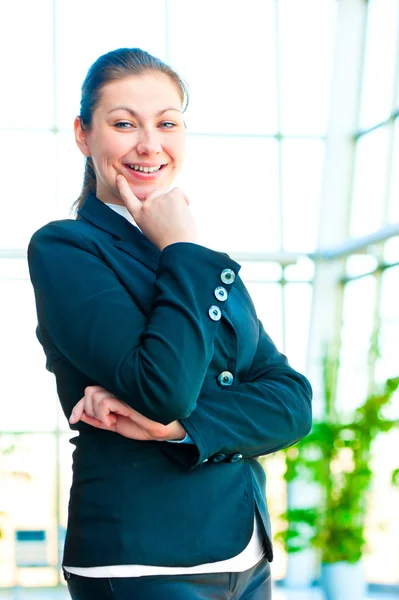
[{"left": 276, "top": 354, "right": 399, "bottom": 600}]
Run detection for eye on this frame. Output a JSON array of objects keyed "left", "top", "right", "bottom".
[
  {"left": 115, "top": 121, "right": 134, "bottom": 129},
  {"left": 159, "top": 121, "right": 177, "bottom": 129}
]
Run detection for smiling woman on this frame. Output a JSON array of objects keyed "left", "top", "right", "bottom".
[{"left": 27, "top": 46, "right": 312, "bottom": 600}]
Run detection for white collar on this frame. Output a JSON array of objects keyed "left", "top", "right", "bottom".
[{"left": 105, "top": 203, "right": 140, "bottom": 231}]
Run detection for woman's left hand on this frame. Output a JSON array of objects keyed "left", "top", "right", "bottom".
[{"left": 69, "top": 386, "right": 186, "bottom": 441}]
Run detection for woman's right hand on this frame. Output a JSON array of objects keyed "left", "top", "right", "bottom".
[
  {"left": 69, "top": 386, "right": 186, "bottom": 441},
  {"left": 116, "top": 175, "right": 198, "bottom": 251}
]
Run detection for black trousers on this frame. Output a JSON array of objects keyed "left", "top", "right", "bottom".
[{"left": 64, "top": 557, "right": 272, "bottom": 599}]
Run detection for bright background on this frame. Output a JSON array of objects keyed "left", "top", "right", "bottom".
[{"left": 0, "top": 0, "right": 398, "bottom": 590}]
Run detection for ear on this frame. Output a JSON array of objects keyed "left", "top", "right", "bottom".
[{"left": 74, "top": 116, "right": 91, "bottom": 157}]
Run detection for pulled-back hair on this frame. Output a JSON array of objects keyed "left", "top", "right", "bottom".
[{"left": 72, "top": 48, "right": 189, "bottom": 214}]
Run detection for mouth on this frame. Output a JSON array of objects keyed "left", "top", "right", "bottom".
[{"left": 124, "top": 163, "right": 167, "bottom": 174}]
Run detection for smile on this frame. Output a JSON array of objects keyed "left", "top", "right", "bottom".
[{"left": 126, "top": 164, "right": 164, "bottom": 173}]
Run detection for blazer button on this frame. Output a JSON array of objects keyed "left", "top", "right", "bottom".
[
  {"left": 208, "top": 305, "right": 222, "bottom": 321},
  {"left": 214, "top": 286, "right": 228, "bottom": 301},
  {"left": 217, "top": 371, "right": 234, "bottom": 387},
  {"left": 220, "top": 269, "right": 235, "bottom": 285},
  {"left": 211, "top": 453, "right": 226, "bottom": 463},
  {"left": 228, "top": 453, "right": 243, "bottom": 463}
]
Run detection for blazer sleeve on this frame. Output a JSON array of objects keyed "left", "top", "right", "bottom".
[
  {"left": 161, "top": 319, "right": 312, "bottom": 469},
  {"left": 27, "top": 223, "right": 241, "bottom": 425}
]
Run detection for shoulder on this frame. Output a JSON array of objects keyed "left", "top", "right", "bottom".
[
  {"left": 27, "top": 218, "right": 113, "bottom": 286},
  {"left": 28, "top": 218, "right": 101, "bottom": 253}
]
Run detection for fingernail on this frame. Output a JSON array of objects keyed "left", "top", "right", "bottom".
[{"left": 69, "top": 413, "right": 76, "bottom": 423}]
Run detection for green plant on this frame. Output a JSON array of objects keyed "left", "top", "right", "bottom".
[{"left": 276, "top": 356, "right": 399, "bottom": 564}]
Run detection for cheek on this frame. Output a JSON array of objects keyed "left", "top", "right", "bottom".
[
  {"left": 172, "top": 136, "right": 186, "bottom": 166},
  {"left": 90, "top": 132, "right": 130, "bottom": 162}
]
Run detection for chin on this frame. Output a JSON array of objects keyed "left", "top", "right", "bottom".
[
  {"left": 134, "top": 185, "right": 166, "bottom": 202},
  {"left": 133, "top": 189, "right": 149, "bottom": 202}
]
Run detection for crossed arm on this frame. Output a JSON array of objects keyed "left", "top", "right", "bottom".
[{"left": 69, "top": 318, "right": 313, "bottom": 465}]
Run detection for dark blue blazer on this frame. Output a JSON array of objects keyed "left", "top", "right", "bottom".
[{"left": 27, "top": 192, "right": 312, "bottom": 568}]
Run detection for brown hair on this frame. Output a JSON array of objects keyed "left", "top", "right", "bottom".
[{"left": 72, "top": 47, "right": 189, "bottom": 214}]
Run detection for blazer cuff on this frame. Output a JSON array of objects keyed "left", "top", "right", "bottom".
[{"left": 160, "top": 420, "right": 208, "bottom": 469}]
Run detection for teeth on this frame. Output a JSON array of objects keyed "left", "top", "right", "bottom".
[{"left": 128, "top": 164, "right": 162, "bottom": 173}]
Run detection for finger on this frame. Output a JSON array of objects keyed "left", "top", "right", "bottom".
[
  {"left": 85, "top": 385, "right": 106, "bottom": 394},
  {"left": 94, "top": 406, "right": 118, "bottom": 428},
  {"left": 95, "top": 398, "right": 128, "bottom": 427},
  {"left": 84, "top": 390, "right": 96, "bottom": 418},
  {"left": 126, "top": 407, "right": 165, "bottom": 430},
  {"left": 172, "top": 188, "right": 191, "bottom": 206},
  {"left": 91, "top": 392, "right": 124, "bottom": 421},
  {"left": 84, "top": 386, "right": 113, "bottom": 419},
  {"left": 146, "top": 188, "right": 167, "bottom": 202},
  {"left": 168, "top": 187, "right": 190, "bottom": 207},
  {"left": 113, "top": 415, "right": 156, "bottom": 441},
  {"left": 80, "top": 412, "right": 115, "bottom": 431},
  {"left": 69, "top": 398, "right": 85, "bottom": 423},
  {"left": 116, "top": 174, "right": 142, "bottom": 217},
  {"left": 91, "top": 389, "right": 114, "bottom": 419}
]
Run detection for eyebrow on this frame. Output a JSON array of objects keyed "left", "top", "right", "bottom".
[{"left": 107, "top": 106, "right": 182, "bottom": 117}]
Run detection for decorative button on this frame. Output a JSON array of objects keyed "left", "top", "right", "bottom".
[
  {"left": 208, "top": 305, "right": 222, "bottom": 321},
  {"left": 228, "top": 453, "right": 243, "bottom": 463},
  {"left": 211, "top": 453, "right": 226, "bottom": 463},
  {"left": 217, "top": 371, "right": 234, "bottom": 387},
  {"left": 214, "top": 286, "right": 228, "bottom": 301},
  {"left": 220, "top": 269, "right": 235, "bottom": 285}
]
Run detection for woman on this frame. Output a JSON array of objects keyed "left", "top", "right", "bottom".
[{"left": 28, "top": 47, "right": 312, "bottom": 599}]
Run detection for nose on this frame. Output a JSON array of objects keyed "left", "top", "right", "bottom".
[{"left": 136, "top": 127, "right": 162, "bottom": 155}]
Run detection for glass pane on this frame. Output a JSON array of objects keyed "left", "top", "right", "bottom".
[
  {"left": 281, "top": 139, "right": 325, "bottom": 252},
  {"left": 246, "top": 283, "right": 283, "bottom": 352},
  {"left": 336, "top": 276, "right": 376, "bottom": 417},
  {"left": 365, "top": 268, "right": 399, "bottom": 584},
  {"left": 0, "top": 278, "right": 58, "bottom": 431},
  {"left": 239, "top": 262, "right": 282, "bottom": 283},
  {"left": 364, "top": 428, "right": 399, "bottom": 584},
  {"left": 0, "top": 0, "right": 53, "bottom": 129},
  {"left": 346, "top": 255, "right": 378, "bottom": 278},
  {"left": 376, "top": 266, "right": 399, "bottom": 389},
  {"left": 178, "top": 136, "right": 280, "bottom": 252},
  {"left": 0, "top": 259, "right": 29, "bottom": 280},
  {"left": 168, "top": 0, "right": 277, "bottom": 135},
  {"left": 54, "top": 131, "right": 85, "bottom": 220},
  {"left": 387, "top": 118, "right": 399, "bottom": 225},
  {"left": 59, "top": 434, "right": 75, "bottom": 528},
  {"left": 0, "top": 434, "right": 58, "bottom": 586},
  {"left": 385, "top": 118, "right": 399, "bottom": 264},
  {"left": 359, "top": 0, "right": 399, "bottom": 129},
  {"left": 384, "top": 237, "right": 399, "bottom": 264},
  {"left": 284, "top": 283, "right": 312, "bottom": 373},
  {"left": 278, "top": 0, "right": 337, "bottom": 135},
  {"left": 284, "top": 258, "right": 314, "bottom": 282},
  {"left": 0, "top": 132, "right": 54, "bottom": 249},
  {"left": 350, "top": 127, "right": 390, "bottom": 238},
  {"left": 55, "top": 0, "right": 166, "bottom": 129}
]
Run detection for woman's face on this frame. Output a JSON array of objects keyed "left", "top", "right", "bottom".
[{"left": 74, "top": 72, "right": 186, "bottom": 204}]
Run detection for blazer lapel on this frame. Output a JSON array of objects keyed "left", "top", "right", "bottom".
[
  {"left": 78, "top": 193, "right": 235, "bottom": 327},
  {"left": 78, "top": 193, "right": 161, "bottom": 271}
]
